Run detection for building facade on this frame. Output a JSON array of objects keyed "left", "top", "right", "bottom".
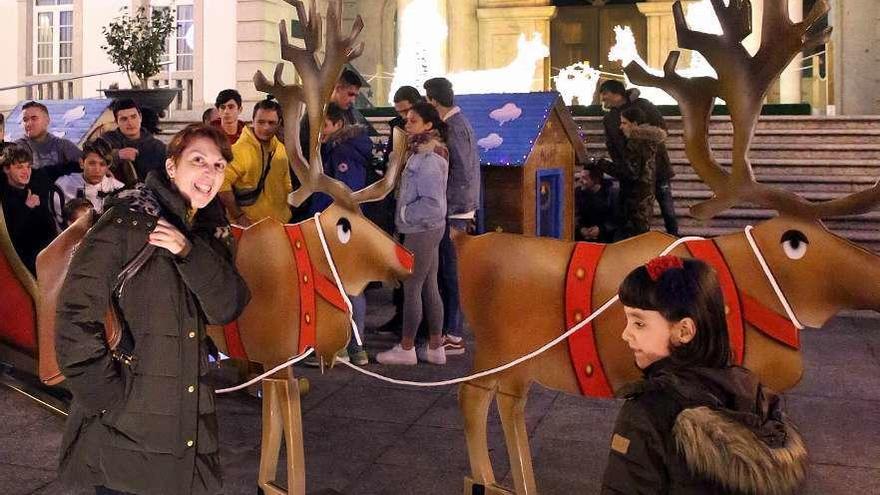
[{"left": 0, "top": 0, "right": 876, "bottom": 116}]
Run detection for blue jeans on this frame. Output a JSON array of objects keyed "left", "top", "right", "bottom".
[
  {"left": 655, "top": 179, "right": 679, "bottom": 236},
  {"left": 439, "top": 218, "right": 469, "bottom": 337},
  {"left": 346, "top": 293, "right": 366, "bottom": 354}
]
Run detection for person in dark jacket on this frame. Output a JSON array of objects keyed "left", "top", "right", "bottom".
[
  {"left": 101, "top": 99, "right": 168, "bottom": 185},
  {"left": 0, "top": 144, "right": 57, "bottom": 274},
  {"left": 16, "top": 100, "right": 81, "bottom": 181},
  {"left": 594, "top": 107, "right": 665, "bottom": 240},
  {"left": 308, "top": 102, "right": 372, "bottom": 366},
  {"left": 601, "top": 256, "right": 807, "bottom": 495},
  {"left": 574, "top": 166, "right": 617, "bottom": 242},
  {"left": 55, "top": 124, "right": 250, "bottom": 495},
  {"left": 424, "top": 77, "right": 480, "bottom": 355},
  {"left": 600, "top": 80, "right": 678, "bottom": 236}
]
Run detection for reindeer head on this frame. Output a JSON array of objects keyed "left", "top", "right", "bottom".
[
  {"left": 251, "top": 0, "right": 413, "bottom": 365},
  {"left": 516, "top": 33, "right": 550, "bottom": 62},
  {"left": 625, "top": 0, "right": 880, "bottom": 323}
]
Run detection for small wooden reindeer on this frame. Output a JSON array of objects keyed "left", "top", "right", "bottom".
[
  {"left": 211, "top": 2, "right": 414, "bottom": 494},
  {"left": 456, "top": 1, "right": 880, "bottom": 494}
]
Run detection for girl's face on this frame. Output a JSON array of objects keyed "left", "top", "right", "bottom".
[
  {"left": 620, "top": 116, "right": 636, "bottom": 138},
  {"left": 166, "top": 136, "right": 227, "bottom": 210},
  {"left": 621, "top": 306, "right": 675, "bottom": 369},
  {"left": 405, "top": 110, "right": 433, "bottom": 135}
]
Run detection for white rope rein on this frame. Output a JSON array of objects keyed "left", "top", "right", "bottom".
[
  {"left": 336, "top": 236, "right": 706, "bottom": 387},
  {"left": 217, "top": 224, "right": 804, "bottom": 393},
  {"left": 743, "top": 225, "right": 806, "bottom": 330}
]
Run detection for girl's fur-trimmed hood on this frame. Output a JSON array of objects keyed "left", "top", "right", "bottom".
[
  {"left": 628, "top": 123, "right": 667, "bottom": 144},
  {"left": 674, "top": 406, "right": 807, "bottom": 495}
]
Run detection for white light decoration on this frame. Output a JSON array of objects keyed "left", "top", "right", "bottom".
[
  {"left": 388, "top": 1, "right": 549, "bottom": 98},
  {"left": 388, "top": 0, "right": 448, "bottom": 101},
  {"left": 553, "top": 62, "right": 601, "bottom": 106},
  {"left": 607, "top": 0, "right": 723, "bottom": 105}
]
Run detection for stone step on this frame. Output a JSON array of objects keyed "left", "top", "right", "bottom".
[
  {"left": 575, "top": 115, "right": 880, "bottom": 131},
  {"left": 671, "top": 188, "right": 874, "bottom": 202},
  {"left": 669, "top": 165, "right": 880, "bottom": 179},
  {"left": 586, "top": 142, "right": 880, "bottom": 160},
  {"left": 668, "top": 210, "right": 880, "bottom": 232}
]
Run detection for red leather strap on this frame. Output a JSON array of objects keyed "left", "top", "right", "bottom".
[
  {"left": 685, "top": 240, "right": 745, "bottom": 364},
  {"left": 315, "top": 273, "right": 349, "bottom": 312},
  {"left": 741, "top": 293, "right": 800, "bottom": 349},
  {"left": 222, "top": 225, "right": 248, "bottom": 361},
  {"left": 565, "top": 243, "right": 613, "bottom": 398},
  {"left": 286, "top": 224, "right": 318, "bottom": 353}
]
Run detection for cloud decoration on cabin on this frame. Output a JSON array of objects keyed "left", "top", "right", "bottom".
[
  {"left": 478, "top": 133, "right": 504, "bottom": 152},
  {"left": 489, "top": 103, "right": 523, "bottom": 126},
  {"left": 62, "top": 105, "right": 86, "bottom": 126}
]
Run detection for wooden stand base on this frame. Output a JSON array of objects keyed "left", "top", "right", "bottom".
[
  {"left": 257, "top": 370, "right": 307, "bottom": 495},
  {"left": 464, "top": 476, "right": 516, "bottom": 495}
]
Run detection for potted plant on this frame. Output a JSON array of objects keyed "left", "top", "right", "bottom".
[{"left": 100, "top": 6, "right": 180, "bottom": 116}]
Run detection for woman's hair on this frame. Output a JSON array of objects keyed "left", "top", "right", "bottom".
[
  {"left": 167, "top": 124, "right": 234, "bottom": 164},
  {"left": 619, "top": 257, "right": 731, "bottom": 368},
  {"left": 409, "top": 101, "right": 448, "bottom": 142},
  {"left": 621, "top": 106, "right": 648, "bottom": 126},
  {"left": 326, "top": 102, "right": 345, "bottom": 125}
]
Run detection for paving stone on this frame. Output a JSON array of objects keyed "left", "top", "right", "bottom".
[
  {"left": 0, "top": 463, "right": 55, "bottom": 495},
  {"left": 375, "top": 424, "right": 508, "bottom": 476},
  {"left": 789, "top": 363, "right": 880, "bottom": 401},
  {"left": 528, "top": 393, "right": 621, "bottom": 444},
  {"left": 306, "top": 382, "right": 443, "bottom": 425},
  {"left": 802, "top": 463, "right": 880, "bottom": 494},
  {"left": 348, "top": 463, "right": 465, "bottom": 495},
  {"left": 786, "top": 395, "right": 880, "bottom": 469},
  {"left": 0, "top": 416, "right": 63, "bottom": 470}
]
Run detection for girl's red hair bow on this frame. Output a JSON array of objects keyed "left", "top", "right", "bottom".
[{"left": 646, "top": 255, "right": 684, "bottom": 281}]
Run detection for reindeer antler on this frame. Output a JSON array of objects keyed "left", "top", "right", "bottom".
[
  {"left": 253, "top": 0, "right": 400, "bottom": 211},
  {"left": 624, "top": 0, "right": 855, "bottom": 220}
]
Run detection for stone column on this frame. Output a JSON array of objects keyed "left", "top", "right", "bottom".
[
  {"left": 476, "top": 2, "right": 556, "bottom": 91},
  {"left": 447, "top": 0, "right": 479, "bottom": 73},
  {"left": 831, "top": 0, "right": 880, "bottom": 114},
  {"left": 778, "top": 0, "right": 803, "bottom": 104},
  {"left": 637, "top": 1, "right": 696, "bottom": 69}
]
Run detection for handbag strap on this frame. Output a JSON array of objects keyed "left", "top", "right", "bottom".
[{"left": 114, "top": 243, "right": 157, "bottom": 298}]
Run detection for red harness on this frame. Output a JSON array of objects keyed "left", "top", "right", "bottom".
[
  {"left": 565, "top": 240, "right": 800, "bottom": 398},
  {"left": 222, "top": 222, "right": 349, "bottom": 361}
]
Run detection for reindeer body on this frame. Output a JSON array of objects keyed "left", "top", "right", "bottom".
[{"left": 457, "top": 214, "right": 880, "bottom": 494}]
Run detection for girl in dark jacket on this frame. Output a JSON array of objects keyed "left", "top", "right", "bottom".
[
  {"left": 56, "top": 124, "right": 250, "bottom": 495},
  {"left": 601, "top": 256, "right": 807, "bottom": 495}
]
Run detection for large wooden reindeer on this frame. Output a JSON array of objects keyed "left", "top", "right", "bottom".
[
  {"left": 456, "top": 1, "right": 880, "bottom": 494},
  {"left": 209, "top": 2, "right": 413, "bottom": 494},
  {"left": 15, "top": 2, "right": 411, "bottom": 494}
]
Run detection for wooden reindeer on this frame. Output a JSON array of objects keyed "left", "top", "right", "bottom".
[
  {"left": 456, "top": 1, "right": 880, "bottom": 494},
  {"left": 209, "top": 2, "right": 413, "bottom": 494},
  {"left": 15, "top": 2, "right": 411, "bottom": 494}
]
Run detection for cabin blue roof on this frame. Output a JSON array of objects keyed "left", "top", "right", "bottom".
[
  {"left": 456, "top": 92, "right": 573, "bottom": 167},
  {"left": 4, "top": 99, "right": 113, "bottom": 146}
]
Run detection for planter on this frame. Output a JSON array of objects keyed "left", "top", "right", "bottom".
[{"left": 100, "top": 87, "right": 182, "bottom": 117}]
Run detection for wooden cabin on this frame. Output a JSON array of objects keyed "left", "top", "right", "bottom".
[{"left": 457, "top": 92, "right": 586, "bottom": 240}]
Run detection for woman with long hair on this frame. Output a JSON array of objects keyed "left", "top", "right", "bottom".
[{"left": 56, "top": 124, "right": 250, "bottom": 495}]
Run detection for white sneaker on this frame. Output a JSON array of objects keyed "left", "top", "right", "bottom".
[
  {"left": 376, "top": 344, "right": 417, "bottom": 365},
  {"left": 416, "top": 345, "right": 447, "bottom": 365}
]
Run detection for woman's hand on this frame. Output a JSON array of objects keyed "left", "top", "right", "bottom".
[{"left": 149, "top": 218, "right": 191, "bottom": 257}]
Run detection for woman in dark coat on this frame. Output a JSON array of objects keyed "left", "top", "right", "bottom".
[{"left": 55, "top": 124, "right": 250, "bottom": 495}]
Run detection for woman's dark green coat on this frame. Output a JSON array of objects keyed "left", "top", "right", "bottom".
[{"left": 55, "top": 172, "right": 250, "bottom": 494}]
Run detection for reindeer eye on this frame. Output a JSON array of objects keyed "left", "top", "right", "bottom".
[
  {"left": 336, "top": 218, "right": 352, "bottom": 244},
  {"left": 781, "top": 230, "right": 808, "bottom": 260}
]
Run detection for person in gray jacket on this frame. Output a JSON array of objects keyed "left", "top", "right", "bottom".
[
  {"left": 16, "top": 100, "right": 81, "bottom": 181},
  {"left": 424, "top": 77, "right": 481, "bottom": 355},
  {"left": 377, "top": 102, "right": 449, "bottom": 367}
]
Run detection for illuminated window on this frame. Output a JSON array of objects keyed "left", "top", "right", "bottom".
[
  {"left": 33, "top": 0, "right": 74, "bottom": 75},
  {"left": 153, "top": 1, "right": 195, "bottom": 72}
]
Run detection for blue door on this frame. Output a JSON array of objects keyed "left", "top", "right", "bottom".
[{"left": 536, "top": 168, "right": 563, "bottom": 239}]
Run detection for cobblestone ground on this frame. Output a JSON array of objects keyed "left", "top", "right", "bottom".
[{"left": 1, "top": 289, "right": 878, "bottom": 494}]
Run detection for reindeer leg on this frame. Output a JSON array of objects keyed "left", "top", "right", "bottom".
[
  {"left": 279, "top": 372, "right": 307, "bottom": 495},
  {"left": 460, "top": 379, "right": 501, "bottom": 494},
  {"left": 496, "top": 379, "right": 536, "bottom": 495},
  {"left": 258, "top": 378, "right": 286, "bottom": 495}
]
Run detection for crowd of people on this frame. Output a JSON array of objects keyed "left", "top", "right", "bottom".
[{"left": 0, "top": 76, "right": 812, "bottom": 495}]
